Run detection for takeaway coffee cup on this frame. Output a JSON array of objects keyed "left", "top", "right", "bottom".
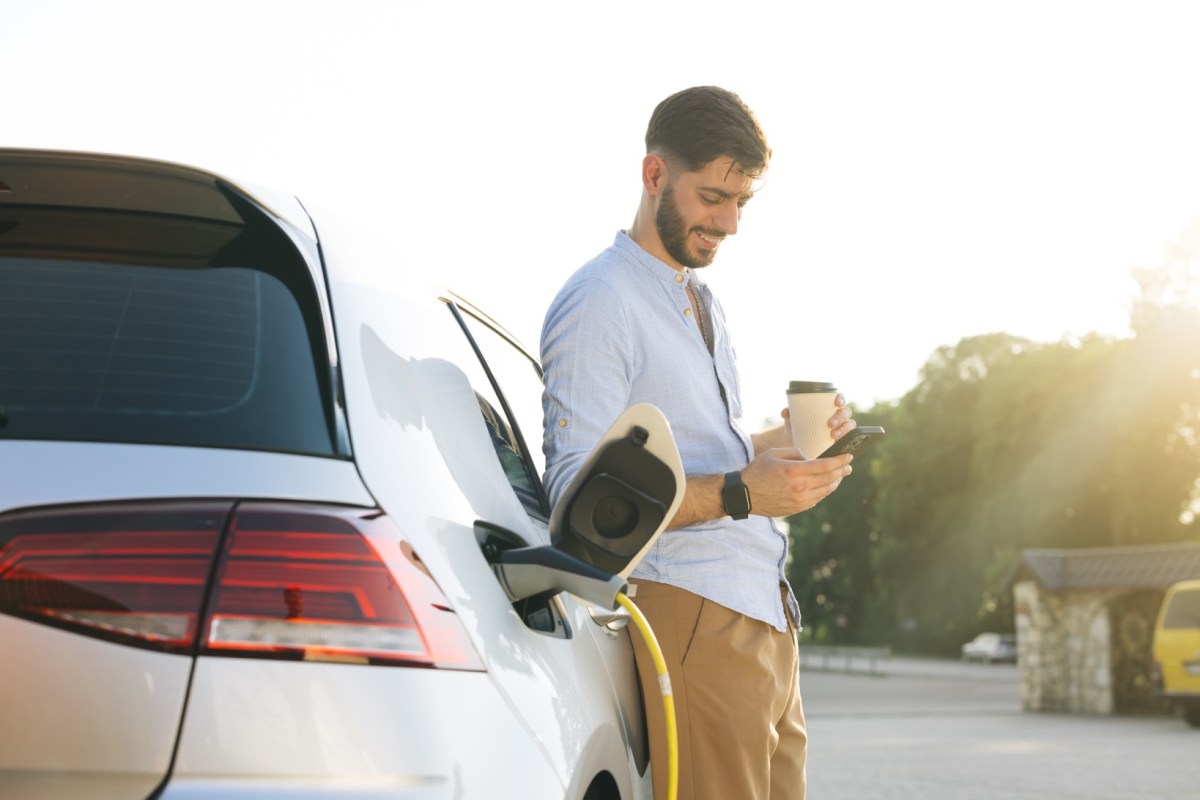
[{"left": 787, "top": 381, "right": 839, "bottom": 458}]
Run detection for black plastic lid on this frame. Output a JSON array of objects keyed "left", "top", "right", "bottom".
[{"left": 787, "top": 381, "right": 837, "bottom": 394}]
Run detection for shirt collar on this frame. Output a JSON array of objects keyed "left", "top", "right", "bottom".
[{"left": 613, "top": 230, "right": 702, "bottom": 289}]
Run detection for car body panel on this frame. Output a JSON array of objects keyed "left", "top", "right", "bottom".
[
  {"left": 0, "top": 617, "right": 190, "bottom": 800},
  {"left": 336, "top": 290, "right": 541, "bottom": 542},
  {"left": 1154, "top": 580, "right": 1200, "bottom": 700},
  {"left": 325, "top": 272, "right": 649, "bottom": 794},
  {"left": 0, "top": 445, "right": 376, "bottom": 799},
  {"left": 168, "top": 660, "right": 563, "bottom": 798},
  {"left": 578, "top": 605, "right": 651, "bottom": 776},
  {"left": 0, "top": 441, "right": 374, "bottom": 512}
]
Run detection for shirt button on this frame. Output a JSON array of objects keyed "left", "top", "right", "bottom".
[
  {"left": 559, "top": 418, "right": 568, "bottom": 428},
  {"left": 683, "top": 308, "right": 692, "bottom": 317},
  {"left": 675, "top": 274, "right": 684, "bottom": 283}
]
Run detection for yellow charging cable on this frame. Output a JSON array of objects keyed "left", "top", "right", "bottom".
[{"left": 615, "top": 592, "right": 678, "bottom": 800}]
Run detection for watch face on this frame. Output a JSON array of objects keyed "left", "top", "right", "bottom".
[
  {"left": 727, "top": 489, "right": 750, "bottom": 517},
  {"left": 723, "top": 472, "right": 751, "bottom": 518}
]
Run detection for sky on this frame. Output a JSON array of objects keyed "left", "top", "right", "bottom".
[{"left": 7, "top": 0, "right": 1200, "bottom": 427}]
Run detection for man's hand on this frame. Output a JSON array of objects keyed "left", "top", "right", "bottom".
[
  {"left": 670, "top": 393, "right": 859, "bottom": 529},
  {"left": 824, "top": 392, "right": 858, "bottom": 451},
  {"left": 742, "top": 448, "right": 853, "bottom": 517},
  {"left": 667, "top": 448, "right": 854, "bottom": 529},
  {"left": 752, "top": 392, "right": 858, "bottom": 458}
]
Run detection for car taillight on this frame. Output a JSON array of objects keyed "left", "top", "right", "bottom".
[
  {"left": 0, "top": 502, "right": 228, "bottom": 652},
  {"left": 0, "top": 501, "right": 483, "bottom": 671},
  {"left": 202, "top": 503, "right": 483, "bottom": 670}
]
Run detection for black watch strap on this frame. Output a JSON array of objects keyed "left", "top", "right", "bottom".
[{"left": 722, "top": 470, "right": 752, "bottom": 520}]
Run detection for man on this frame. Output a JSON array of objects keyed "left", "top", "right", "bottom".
[{"left": 540, "top": 86, "right": 856, "bottom": 800}]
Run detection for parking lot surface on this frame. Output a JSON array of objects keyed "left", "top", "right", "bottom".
[{"left": 800, "top": 657, "right": 1197, "bottom": 799}]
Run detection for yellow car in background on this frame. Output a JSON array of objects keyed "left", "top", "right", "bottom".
[{"left": 1152, "top": 579, "right": 1200, "bottom": 728}]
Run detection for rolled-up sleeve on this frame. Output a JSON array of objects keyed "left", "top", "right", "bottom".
[{"left": 540, "top": 273, "right": 635, "bottom": 508}]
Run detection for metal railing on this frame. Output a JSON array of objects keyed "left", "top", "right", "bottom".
[{"left": 798, "top": 645, "right": 892, "bottom": 676}]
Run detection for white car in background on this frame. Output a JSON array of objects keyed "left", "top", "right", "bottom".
[
  {"left": 960, "top": 632, "right": 1018, "bottom": 664},
  {"left": 0, "top": 149, "right": 682, "bottom": 799}
]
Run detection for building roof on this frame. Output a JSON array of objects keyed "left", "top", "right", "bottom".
[{"left": 1018, "top": 542, "right": 1200, "bottom": 591}]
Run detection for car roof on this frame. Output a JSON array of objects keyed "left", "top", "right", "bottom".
[{"left": 0, "top": 148, "right": 316, "bottom": 238}]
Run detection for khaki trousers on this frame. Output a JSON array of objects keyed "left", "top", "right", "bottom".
[{"left": 627, "top": 580, "right": 807, "bottom": 800}]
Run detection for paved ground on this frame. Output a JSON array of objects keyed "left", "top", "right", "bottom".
[{"left": 799, "top": 656, "right": 1198, "bottom": 799}]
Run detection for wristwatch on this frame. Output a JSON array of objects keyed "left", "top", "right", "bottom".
[{"left": 722, "top": 470, "right": 752, "bottom": 520}]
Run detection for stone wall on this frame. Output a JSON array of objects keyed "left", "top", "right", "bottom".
[{"left": 1014, "top": 579, "right": 1113, "bottom": 714}]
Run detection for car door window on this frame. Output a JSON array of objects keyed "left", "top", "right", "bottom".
[{"left": 444, "top": 301, "right": 549, "bottom": 520}]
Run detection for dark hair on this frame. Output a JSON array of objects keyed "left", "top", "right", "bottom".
[{"left": 645, "top": 86, "right": 771, "bottom": 178}]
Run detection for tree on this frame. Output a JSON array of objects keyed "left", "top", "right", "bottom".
[{"left": 789, "top": 221, "right": 1200, "bottom": 655}]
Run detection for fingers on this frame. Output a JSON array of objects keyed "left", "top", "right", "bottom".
[
  {"left": 828, "top": 402, "right": 854, "bottom": 424},
  {"left": 746, "top": 450, "right": 853, "bottom": 516},
  {"left": 807, "top": 459, "right": 852, "bottom": 485},
  {"left": 831, "top": 418, "right": 858, "bottom": 439},
  {"left": 801, "top": 460, "right": 852, "bottom": 505},
  {"left": 804, "top": 462, "right": 853, "bottom": 508},
  {"left": 795, "top": 471, "right": 847, "bottom": 513}
]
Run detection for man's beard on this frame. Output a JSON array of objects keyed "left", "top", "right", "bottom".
[{"left": 656, "top": 182, "right": 720, "bottom": 269}]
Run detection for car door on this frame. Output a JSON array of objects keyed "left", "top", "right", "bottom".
[
  {"left": 326, "top": 267, "right": 662, "bottom": 797},
  {"left": 444, "top": 297, "right": 654, "bottom": 784}
]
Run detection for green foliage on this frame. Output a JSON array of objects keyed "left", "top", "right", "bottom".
[
  {"left": 786, "top": 400, "right": 892, "bottom": 645},
  {"left": 788, "top": 223, "right": 1200, "bottom": 655}
]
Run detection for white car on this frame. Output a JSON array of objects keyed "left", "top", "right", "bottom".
[
  {"left": 960, "top": 632, "right": 1018, "bottom": 664},
  {"left": 0, "top": 149, "right": 684, "bottom": 799}
]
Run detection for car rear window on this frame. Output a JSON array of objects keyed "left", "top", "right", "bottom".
[
  {"left": 0, "top": 206, "right": 339, "bottom": 456},
  {"left": 1163, "top": 589, "right": 1200, "bottom": 629}
]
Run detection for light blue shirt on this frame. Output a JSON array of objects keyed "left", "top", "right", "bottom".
[{"left": 541, "top": 231, "right": 799, "bottom": 632}]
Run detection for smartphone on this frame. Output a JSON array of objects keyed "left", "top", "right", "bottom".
[{"left": 819, "top": 426, "right": 885, "bottom": 459}]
